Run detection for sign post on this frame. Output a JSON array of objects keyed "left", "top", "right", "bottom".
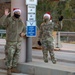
[{"left": 26, "top": 0, "right": 37, "bottom": 62}]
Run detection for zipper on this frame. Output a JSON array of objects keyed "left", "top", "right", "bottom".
[{"left": 17, "top": 20, "right": 18, "bottom": 42}]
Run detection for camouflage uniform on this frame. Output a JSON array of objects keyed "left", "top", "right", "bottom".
[
  {"left": 39, "top": 21, "right": 56, "bottom": 64},
  {"left": 0, "top": 15, "right": 26, "bottom": 68}
]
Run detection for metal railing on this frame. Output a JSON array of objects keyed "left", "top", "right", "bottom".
[
  {"left": 0, "top": 30, "right": 6, "bottom": 38},
  {"left": 59, "top": 32, "right": 75, "bottom": 42},
  {"left": 60, "top": 32, "right": 75, "bottom": 36}
]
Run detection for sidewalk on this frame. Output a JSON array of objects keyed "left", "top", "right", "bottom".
[
  {"left": 0, "top": 69, "right": 28, "bottom": 75},
  {"left": 0, "top": 39, "right": 75, "bottom": 65},
  {"left": 60, "top": 43, "right": 75, "bottom": 51},
  {"left": 0, "top": 39, "right": 6, "bottom": 46},
  {"left": 0, "top": 39, "right": 75, "bottom": 75}
]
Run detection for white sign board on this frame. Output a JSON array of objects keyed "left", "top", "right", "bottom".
[
  {"left": 27, "top": 21, "right": 36, "bottom": 26},
  {"left": 28, "top": 13, "right": 36, "bottom": 21},
  {"left": 26, "top": 0, "right": 37, "bottom": 5},
  {"left": 28, "top": 5, "right": 36, "bottom": 13}
]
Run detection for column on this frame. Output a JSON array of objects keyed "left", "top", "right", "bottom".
[{"left": 11, "top": 0, "right": 26, "bottom": 63}]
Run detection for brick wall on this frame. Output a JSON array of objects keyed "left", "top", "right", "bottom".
[{"left": 0, "top": 2, "right": 11, "bottom": 17}]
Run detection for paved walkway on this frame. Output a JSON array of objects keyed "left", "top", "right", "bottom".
[
  {"left": 0, "top": 39, "right": 75, "bottom": 62},
  {"left": 0, "top": 69, "right": 28, "bottom": 75},
  {"left": 33, "top": 48, "right": 75, "bottom": 63},
  {"left": 0, "top": 39, "right": 75, "bottom": 73},
  {"left": 0, "top": 39, "right": 6, "bottom": 46},
  {"left": 60, "top": 43, "right": 75, "bottom": 51}
]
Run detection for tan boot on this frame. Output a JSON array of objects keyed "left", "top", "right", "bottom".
[
  {"left": 11, "top": 67, "right": 21, "bottom": 73},
  {"left": 7, "top": 68, "right": 12, "bottom": 75}
]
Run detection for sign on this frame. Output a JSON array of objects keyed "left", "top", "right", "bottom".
[
  {"left": 27, "top": 21, "right": 36, "bottom": 26},
  {"left": 26, "top": 26, "right": 37, "bottom": 37},
  {"left": 26, "top": 0, "right": 37, "bottom": 37},
  {"left": 28, "top": 5, "right": 36, "bottom": 13},
  {"left": 28, "top": 13, "right": 36, "bottom": 21},
  {"left": 26, "top": 0, "right": 37, "bottom": 5},
  {"left": 26, "top": 21, "right": 37, "bottom": 37}
]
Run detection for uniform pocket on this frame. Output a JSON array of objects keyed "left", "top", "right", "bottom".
[
  {"left": 5, "top": 45, "right": 8, "bottom": 55},
  {"left": 47, "top": 37, "right": 54, "bottom": 42}
]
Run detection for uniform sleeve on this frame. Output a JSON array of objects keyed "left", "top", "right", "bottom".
[
  {"left": 22, "top": 24, "right": 26, "bottom": 35},
  {"left": 0, "top": 15, "right": 9, "bottom": 28},
  {"left": 52, "top": 22, "right": 57, "bottom": 29},
  {"left": 54, "top": 21, "right": 62, "bottom": 31},
  {"left": 54, "top": 21, "right": 62, "bottom": 28},
  {"left": 38, "top": 25, "right": 43, "bottom": 40}
]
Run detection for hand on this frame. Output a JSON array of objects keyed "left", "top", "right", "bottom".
[
  {"left": 56, "top": 21, "right": 59, "bottom": 24},
  {"left": 20, "top": 33, "right": 25, "bottom": 37},
  {"left": 5, "top": 9, "right": 10, "bottom": 16},
  {"left": 37, "top": 40, "right": 41, "bottom": 46}
]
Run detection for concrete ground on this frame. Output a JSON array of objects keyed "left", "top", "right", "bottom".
[
  {"left": 0, "top": 69, "right": 28, "bottom": 75},
  {"left": 0, "top": 39, "right": 75, "bottom": 75},
  {"left": 0, "top": 39, "right": 28, "bottom": 75}
]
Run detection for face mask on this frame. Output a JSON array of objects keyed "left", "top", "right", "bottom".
[
  {"left": 43, "top": 18, "right": 49, "bottom": 22},
  {"left": 14, "top": 13, "right": 20, "bottom": 18}
]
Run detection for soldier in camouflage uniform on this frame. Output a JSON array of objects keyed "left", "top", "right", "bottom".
[
  {"left": 38, "top": 12, "right": 57, "bottom": 64},
  {"left": 0, "top": 8, "right": 26, "bottom": 75}
]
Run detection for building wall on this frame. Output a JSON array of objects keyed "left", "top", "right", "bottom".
[{"left": 0, "top": 2, "right": 11, "bottom": 17}]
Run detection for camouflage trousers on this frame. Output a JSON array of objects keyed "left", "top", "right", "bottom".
[
  {"left": 5, "top": 42, "right": 21, "bottom": 69},
  {"left": 41, "top": 40, "right": 56, "bottom": 63}
]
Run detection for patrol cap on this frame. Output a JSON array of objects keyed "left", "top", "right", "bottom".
[{"left": 13, "top": 8, "right": 21, "bottom": 13}]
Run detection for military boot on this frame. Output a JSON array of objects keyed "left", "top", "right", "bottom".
[
  {"left": 44, "top": 59, "right": 48, "bottom": 63},
  {"left": 50, "top": 53, "right": 57, "bottom": 64},
  {"left": 51, "top": 59, "right": 57, "bottom": 64},
  {"left": 11, "top": 67, "right": 21, "bottom": 73},
  {"left": 43, "top": 54, "right": 48, "bottom": 63},
  {"left": 7, "top": 68, "right": 12, "bottom": 75}
]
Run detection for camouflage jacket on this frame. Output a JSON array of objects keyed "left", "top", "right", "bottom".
[
  {"left": 39, "top": 21, "right": 57, "bottom": 42},
  {"left": 0, "top": 15, "right": 26, "bottom": 42}
]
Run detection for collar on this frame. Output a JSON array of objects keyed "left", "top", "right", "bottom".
[{"left": 12, "top": 16, "right": 21, "bottom": 21}]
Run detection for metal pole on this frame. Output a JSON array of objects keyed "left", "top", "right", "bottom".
[
  {"left": 26, "top": 3, "right": 32, "bottom": 62},
  {"left": 56, "top": 32, "right": 59, "bottom": 48},
  {"left": 26, "top": 37, "right": 32, "bottom": 62},
  {"left": 56, "top": 32, "right": 61, "bottom": 48},
  {"left": 11, "top": 0, "right": 26, "bottom": 63}
]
